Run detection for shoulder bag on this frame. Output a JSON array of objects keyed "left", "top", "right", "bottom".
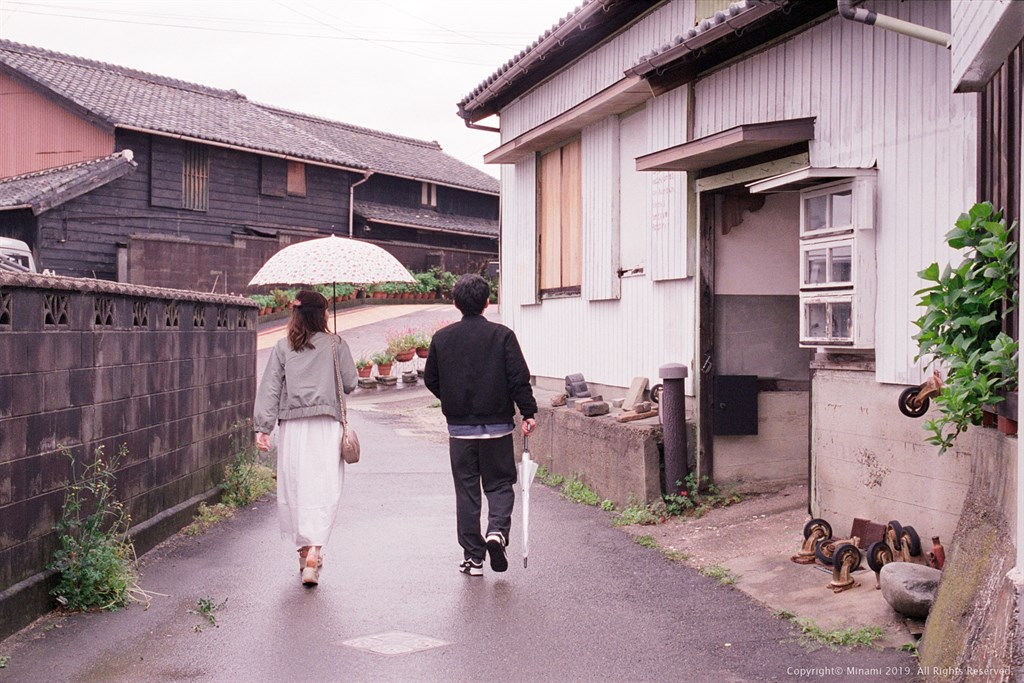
[{"left": 331, "top": 335, "right": 360, "bottom": 464}]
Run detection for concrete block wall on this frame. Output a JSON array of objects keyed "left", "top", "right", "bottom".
[
  {"left": 713, "top": 391, "right": 808, "bottom": 492},
  {"left": 0, "top": 272, "right": 256, "bottom": 638},
  {"left": 811, "top": 367, "right": 981, "bottom": 542},
  {"left": 515, "top": 401, "right": 663, "bottom": 506}
]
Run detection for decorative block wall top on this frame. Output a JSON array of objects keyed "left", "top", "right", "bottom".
[{"left": 0, "top": 271, "right": 257, "bottom": 307}]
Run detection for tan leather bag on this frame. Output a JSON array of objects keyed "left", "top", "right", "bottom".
[{"left": 331, "top": 335, "right": 360, "bottom": 464}]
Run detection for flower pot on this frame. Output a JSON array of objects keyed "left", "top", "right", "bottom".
[
  {"left": 376, "top": 363, "right": 393, "bottom": 376},
  {"left": 998, "top": 415, "right": 1017, "bottom": 436},
  {"left": 395, "top": 350, "right": 415, "bottom": 363},
  {"left": 416, "top": 347, "right": 429, "bottom": 359},
  {"left": 357, "top": 366, "right": 372, "bottom": 378}
]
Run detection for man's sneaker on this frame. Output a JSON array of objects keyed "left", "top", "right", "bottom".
[
  {"left": 485, "top": 531, "right": 508, "bottom": 572},
  {"left": 458, "top": 559, "right": 483, "bottom": 576}
]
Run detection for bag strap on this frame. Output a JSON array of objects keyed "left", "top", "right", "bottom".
[{"left": 330, "top": 335, "right": 348, "bottom": 429}]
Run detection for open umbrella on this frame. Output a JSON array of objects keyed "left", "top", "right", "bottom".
[
  {"left": 248, "top": 235, "right": 415, "bottom": 327},
  {"left": 519, "top": 435, "right": 539, "bottom": 568}
]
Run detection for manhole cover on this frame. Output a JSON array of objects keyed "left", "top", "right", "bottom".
[{"left": 341, "top": 631, "right": 449, "bottom": 656}]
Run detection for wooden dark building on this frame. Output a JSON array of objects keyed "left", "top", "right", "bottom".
[{"left": 0, "top": 40, "right": 498, "bottom": 292}]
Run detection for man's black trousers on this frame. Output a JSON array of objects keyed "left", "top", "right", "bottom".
[{"left": 449, "top": 435, "right": 518, "bottom": 561}]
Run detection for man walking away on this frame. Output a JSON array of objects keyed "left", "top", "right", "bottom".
[{"left": 424, "top": 274, "right": 538, "bottom": 576}]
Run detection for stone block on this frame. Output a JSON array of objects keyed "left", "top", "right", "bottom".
[
  {"left": 623, "top": 377, "right": 649, "bottom": 411},
  {"left": 610, "top": 398, "right": 624, "bottom": 409},
  {"left": 880, "top": 562, "right": 942, "bottom": 619},
  {"left": 582, "top": 401, "right": 610, "bottom": 417}
]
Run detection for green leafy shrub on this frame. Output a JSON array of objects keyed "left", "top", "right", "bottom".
[
  {"left": 914, "top": 202, "right": 1019, "bottom": 454},
  {"left": 662, "top": 473, "right": 742, "bottom": 518},
  {"left": 219, "top": 426, "right": 275, "bottom": 508},
  {"left": 49, "top": 444, "right": 139, "bottom": 611}
]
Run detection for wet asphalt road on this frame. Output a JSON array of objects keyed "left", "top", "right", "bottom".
[{"left": 0, "top": 308, "right": 920, "bottom": 682}]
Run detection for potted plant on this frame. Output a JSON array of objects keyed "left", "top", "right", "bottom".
[
  {"left": 414, "top": 331, "right": 431, "bottom": 358},
  {"left": 372, "top": 351, "right": 395, "bottom": 376},
  {"left": 355, "top": 357, "right": 373, "bottom": 378},
  {"left": 386, "top": 328, "right": 417, "bottom": 362}
]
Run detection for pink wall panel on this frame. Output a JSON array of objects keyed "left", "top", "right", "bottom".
[{"left": 0, "top": 71, "right": 114, "bottom": 177}]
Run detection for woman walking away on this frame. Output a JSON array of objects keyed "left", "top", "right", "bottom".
[{"left": 254, "top": 289, "right": 358, "bottom": 586}]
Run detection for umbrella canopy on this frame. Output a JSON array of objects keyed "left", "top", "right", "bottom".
[
  {"left": 519, "top": 435, "right": 539, "bottom": 569},
  {"left": 248, "top": 235, "right": 414, "bottom": 286}
]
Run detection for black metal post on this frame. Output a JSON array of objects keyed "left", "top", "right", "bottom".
[{"left": 659, "top": 363, "right": 689, "bottom": 495}]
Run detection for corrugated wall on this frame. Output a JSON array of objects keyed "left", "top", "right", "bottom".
[
  {"left": 692, "top": 0, "right": 976, "bottom": 385},
  {"left": 501, "top": 1, "right": 693, "bottom": 141},
  {"left": 0, "top": 71, "right": 113, "bottom": 177},
  {"left": 951, "top": 0, "right": 1015, "bottom": 86}
]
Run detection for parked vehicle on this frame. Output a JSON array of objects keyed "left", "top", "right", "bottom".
[{"left": 0, "top": 238, "right": 36, "bottom": 273}]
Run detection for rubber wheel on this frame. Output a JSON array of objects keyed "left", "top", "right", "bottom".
[
  {"left": 833, "top": 544, "right": 862, "bottom": 571},
  {"left": 867, "top": 541, "right": 893, "bottom": 572},
  {"left": 886, "top": 520, "right": 904, "bottom": 551},
  {"left": 814, "top": 538, "right": 836, "bottom": 566},
  {"left": 650, "top": 384, "right": 663, "bottom": 404},
  {"left": 898, "top": 387, "right": 930, "bottom": 418},
  {"left": 901, "top": 525, "right": 922, "bottom": 556},
  {"left": 803, "top": 518, "right": 833, "bottom": 541}
]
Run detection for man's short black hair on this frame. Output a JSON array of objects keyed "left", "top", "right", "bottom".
[{"left": 453, "top": 274, "right": 490, "bottom": 315}]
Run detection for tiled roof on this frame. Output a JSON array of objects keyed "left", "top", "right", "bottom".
[
  {"left": 263, "top": 106, "right": 498, "bottom": 195},
  {"left": 0, "top": 151, "right": 136, "bottom": 213},
  {"left": 0, "top": 41, "right": 365, "bottom": 170},
  {"left": 0, "top": 39, "right": 501, "bottom": 192},
  {"left": 356, "top": 201, "right": 497, "bottom": 238}
]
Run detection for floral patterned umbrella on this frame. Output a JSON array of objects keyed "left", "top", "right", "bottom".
[{"left": 248, "top": 235, "right": 414, "bottom": 286}]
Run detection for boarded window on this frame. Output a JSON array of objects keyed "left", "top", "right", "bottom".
[
  {"left": 287, "top": 161, "right": 307, "bottom": 197},
  {"left": 182, "top": 143, "right": 209, "bottom": 211},
  {"left": 260, "top": 157, "right": 287, "bottom": 197},
  {"left": 538, "top": 138, "right": 582, "bottom": 293},
  {"left": 150, "top": 136, "right": 183, "bottom": 209}
]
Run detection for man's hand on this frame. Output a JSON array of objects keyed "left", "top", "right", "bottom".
[
  {"left": 255, "top": 432, "right": 271, "bottom": 452},
  {"left": 521, "top": 418, "right": 537, "bottom": 436}
]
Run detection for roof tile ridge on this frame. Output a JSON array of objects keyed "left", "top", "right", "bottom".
[
  {"left": 0, "top": 39, "right": 246, "bottom": 100},
  {"left": 256, "top": 102, "right": 441, "bottom": 150},
  {"left": 0, "top": 151, "right": 132, "bottom": 185}
]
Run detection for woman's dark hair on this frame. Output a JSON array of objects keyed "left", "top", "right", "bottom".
[
  {"left": 287, "top": 290, "right": 329, "bottom": 351},
  {"left": 452, "top": 274, "right": 490, "bottom": 315}
]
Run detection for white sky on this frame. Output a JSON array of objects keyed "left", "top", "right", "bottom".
[{"left": 0, "top": 0, "right": 585, "bottom": 177}]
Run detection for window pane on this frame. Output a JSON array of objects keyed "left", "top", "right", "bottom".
[
  {"left": 831, "top": 190, "right": 852, "bottom": 228},
  {"left": 830, "top": 244, "right": 852, "bottom": 283},
  {"left": 805, "top": 302, "right": 827, "bottom": 338},
  {"left": 804, "top": 195, "right": 827, "bottom": 232},
  {"left": 805, "top": 248, "right": 827, "bottom": 284},
  {"left": 831, "top": 302, "right": 852, "bottom": 339},
  {"left": 538, "top": 149, "right": 563, "bottom": 290}
]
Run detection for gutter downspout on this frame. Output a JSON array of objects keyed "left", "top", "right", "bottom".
[
  {"left": 348, "top": 171, "right": 373, "bottom": 238},
  {"left": 837, "top": 0, "right": 951, "bottom": 49},
  {"left": 464, "top": 120, "right": 500, "bottom": 133}
]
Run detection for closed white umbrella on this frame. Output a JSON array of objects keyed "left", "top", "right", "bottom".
[{"left": 519, "top": 435, "right": 539, "bottom": 568}]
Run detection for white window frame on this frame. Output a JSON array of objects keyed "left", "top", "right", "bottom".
[{"left": 795, "top": 177, "right": 875, "bottom": 349}]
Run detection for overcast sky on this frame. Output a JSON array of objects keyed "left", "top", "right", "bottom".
[{"left": 0, "top": 0, "right": 585, "bottom": 177}]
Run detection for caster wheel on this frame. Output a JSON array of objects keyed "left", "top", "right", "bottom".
[
  {"left": 886, "top": 520, "right": 904, "bottom": 551},
  {"left": 815, "top": 538, "right": 836, "bottom": 566},
  {"left": 901, "top": 525, "right": 922, "bottom": 556},
  {"left": 803, "top": 518, "right": 832, "bottom": 540},
  {"left": 834, "top": 543, "right": 862, "bottom": 571},
  {"left": 867, "top": 541, "right": 893, "bottom": 572},
  {"left": 898, "top": 387, "right": 930, "bottom": 418},
  {"left": 650, "top": 384, "right": 663, "bottom": 404}
]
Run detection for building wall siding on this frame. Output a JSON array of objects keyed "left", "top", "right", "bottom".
[
  {"left": 951, "top": 0, "right": 1017, "bottom": 87},
  {"left": 0, "top": 71, "right": 114, "bottom": 177},
  {"left": 693, "top": 1, "right": 976, "bottom": 385}
]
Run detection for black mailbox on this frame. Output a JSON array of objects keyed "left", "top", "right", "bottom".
[{"left": 713, "top": 375, "right": 758, "bottom": 435}]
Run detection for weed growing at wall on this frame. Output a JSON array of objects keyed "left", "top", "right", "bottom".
[
  {"left": 48, "top": 445, "right": 141, "bottom": 612},
  {"left": 184, "top": 423, "right": 275, "bottom": 536},
  {"left": 219, "top": 422, "right": 275, "bottom": 508},
  {"left": 914, "top": 202, "right": 1019, "bottom": 454},
  {"left": 662, "top": 474, "right": 742, "bottom": 519}
]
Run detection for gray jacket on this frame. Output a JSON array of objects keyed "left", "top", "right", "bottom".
[{"left": 254, "top": 332, "right": 358, "bottom": 434}]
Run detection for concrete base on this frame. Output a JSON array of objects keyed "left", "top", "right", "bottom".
[{"left": 515, "top": 389, "right": 663, "bottom": 505}]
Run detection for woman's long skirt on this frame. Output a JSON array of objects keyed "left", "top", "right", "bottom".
[{"left": 276, "top": 415, "right": 345, "bottom": 547}]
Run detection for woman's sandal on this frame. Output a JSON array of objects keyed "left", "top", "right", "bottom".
[
  {"left": 301, "top": 546, "right": 322, "bottom": 586},
  {"left": 297, "top": 546, "right": 324, "bottom": 573}
]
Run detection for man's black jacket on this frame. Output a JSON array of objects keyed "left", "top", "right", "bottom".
[{"left": 424, "top": 314, "right": 537, "bottom": 425}]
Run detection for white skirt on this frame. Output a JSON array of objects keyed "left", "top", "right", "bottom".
[{"left": 277, "top": 415, "right": 345, "bottom": 547}]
